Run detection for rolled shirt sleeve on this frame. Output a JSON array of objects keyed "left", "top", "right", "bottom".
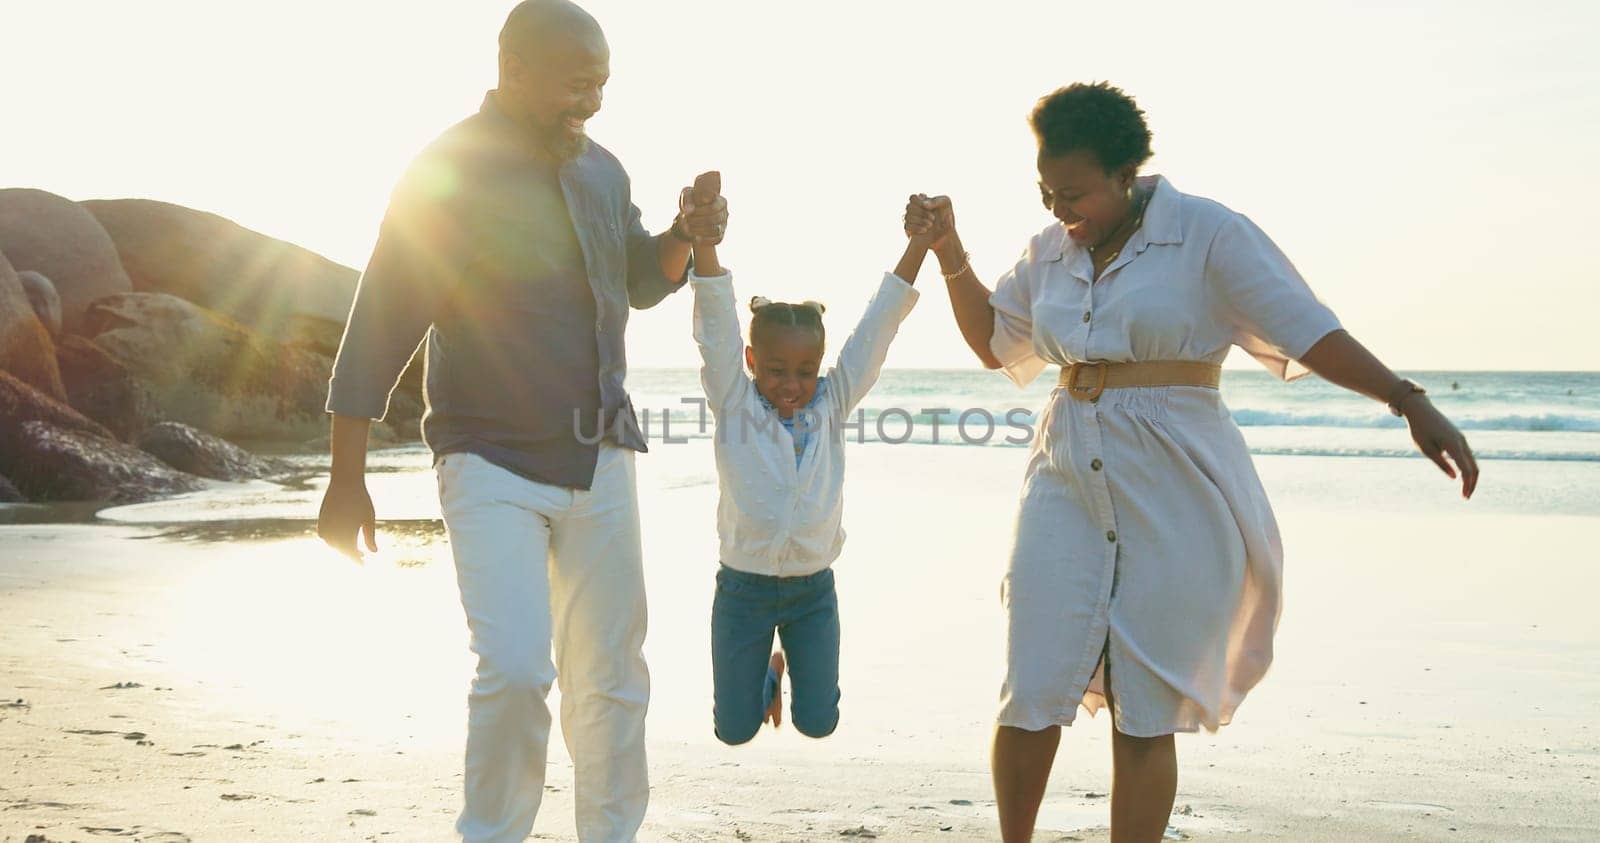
[
  {"left": 1204, "top": 214, "right": 1342, "bottom": 381},
  {"left": 989, "top": 247, "right": 1050, "bottom": 388}
]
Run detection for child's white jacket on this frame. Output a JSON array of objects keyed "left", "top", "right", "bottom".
[{"left": 690, "top": 270, "right": 919, "bottom": 577}]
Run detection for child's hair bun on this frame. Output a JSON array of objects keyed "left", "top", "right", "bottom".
[{"left": 748, "top": 295, "right": 828, "bottom": 344}]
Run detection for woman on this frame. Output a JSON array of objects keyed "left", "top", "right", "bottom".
[{"left": 905, "top": 82, "right": 1478, "bottom": 842}]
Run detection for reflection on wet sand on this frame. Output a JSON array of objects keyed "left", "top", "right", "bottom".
[{"left": 130, "top": 518, "right": 447, "bottom": 548}]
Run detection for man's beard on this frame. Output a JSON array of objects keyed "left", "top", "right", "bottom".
[{"left": 539, "top": 122, "right": 589, "bottom": 163}]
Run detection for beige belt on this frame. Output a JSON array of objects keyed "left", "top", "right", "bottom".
[{"left": 1058, "top": 360, "right": 1222, "bottom": 402}]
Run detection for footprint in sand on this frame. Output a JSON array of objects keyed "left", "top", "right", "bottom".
[
  {"left": 63, "top": 728, "right": 148, "bottom": 741},
  {"left": 6, "top": 798, "right": 80, "bottom": 811}
]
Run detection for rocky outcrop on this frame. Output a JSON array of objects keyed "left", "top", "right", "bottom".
[
  {"left": 81, "top": 292, "right": 333, "bottom": 442},
  {"left": 0, "top": 250, "right": 66, "bottom": 402},
  {"left": 81, "top": 198, "right": 360, "bottom": 343},
  {"left": 0, "top": 368, "right": 111, "bottom": 443},
  {"left": 17, "top": 270, "right": 61, "bottom": 338},
  {"left": 0, "top": 370, "right": 144, "bottom": 502},
  {"left": 54, "top": 334, "right": 155, "bottom": 441},
  {"left": 0, "top": 189, "right": 132, "bottom": 333},
  {"left": 137, "top": 421, "right": 291, "bottom": 481},
  {"left": 6, "top": 420, "right": 205, "bottom": 503}
]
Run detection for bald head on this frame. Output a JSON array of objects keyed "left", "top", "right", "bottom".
[
  {"left": 493, "top": 0, "right": 610, "bottom": 162},
  {"left": 498, "top": 0, "right": 603, "bottom": 65}
]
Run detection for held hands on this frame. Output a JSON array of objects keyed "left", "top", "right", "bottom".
[
  {"left": 904, "top": 193, "right": 957, "bottom": 254},
  {"left": 1402, "top": 397, "right": 1480, "bottom": 499},
  {"left": 679, "top": 171, "right": 725, "bottom": 275},
  {"left": 674, "top": 171, "right": 728, "bottom": 245}
]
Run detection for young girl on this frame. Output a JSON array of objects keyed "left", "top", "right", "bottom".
[{"left": 686, "top": 185, "right": 934, "bottom": 745}]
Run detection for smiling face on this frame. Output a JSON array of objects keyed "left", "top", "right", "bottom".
[
  {"left": 497, "top": 22, "right": 609, "bottom": 162},
  {"left": 745, "top": 327, "right": 824, "bottom": 419},
  {"left": 1037, "top": 148, "right": 1138, "bottom": 249}
]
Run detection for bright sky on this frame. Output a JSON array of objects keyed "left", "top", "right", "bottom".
[{"left": 4, "top": 1, "right": 1597, "bottom": 371}]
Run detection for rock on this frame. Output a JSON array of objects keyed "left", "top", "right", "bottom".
[
  {"left": 0, "top": 249, "right": 67, "bottom": 401},
  {"left": 137, "top": 421, "right": 291, "bottom": 480},
  {"left": 5, "top": 420, "right": 204, "bottom": 503},
  {"left": 281, "top": 313, "right": 355, "bottom": 358},
  {"left": 0, "top": 472, "right": 23, "bottom": 502},
  {"left": 17, "top": 270, "right": 62, "bottom": 338},
  {"left": 0, "top": 367, "right": 112, "bottom": 444},
  {"left": 0, "top": 370, "right": 120, "bottom": 501},
  {"left": 81, "top": 198, "right": 359, "bottom": 342},
  {"left": 54, "top": 334, "right": 156, "bottom": 440},
  {"left": 81, "top": 292, "right": 333, "bottom": 442},
  {"left": 0, "top": 188, "right": 133, "bottom": 333}
]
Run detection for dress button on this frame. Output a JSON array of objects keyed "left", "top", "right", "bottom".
[
  {"left": 1082, "top": 311, "right": 1092, "bottom": 323},
  {"left": 1091, "top": 458, "right": 1103, "bottom": 471},
  {"left": 1106, "top": 530, "right": 1117, "bottom": 543}
]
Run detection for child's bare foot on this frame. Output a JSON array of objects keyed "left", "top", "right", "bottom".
[{"left": 764, "top": 651, "right": 786, "bottom": 727}]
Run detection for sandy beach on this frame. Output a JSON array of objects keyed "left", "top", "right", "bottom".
[{"left": 4, "top": 440, "right": 1598, "bottom": 841}]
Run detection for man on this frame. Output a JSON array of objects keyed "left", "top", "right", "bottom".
[{"left": 317, "top": 2, "right": 727, "bottom": 840}]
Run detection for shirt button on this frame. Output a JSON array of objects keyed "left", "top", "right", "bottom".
[
  {"left": 1106, "top": 530, "right": 1117, "bottom": 543},
  {"left": 1082, "top": 311, "right": 1092, "bottom": 323},
  {"left": 1091, "top": 458, "right": 1103, "bottom": 471}
]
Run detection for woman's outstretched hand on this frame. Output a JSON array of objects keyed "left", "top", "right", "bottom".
[{"left": 1403, "top": 398, "right": 1479, "bottom": 499}]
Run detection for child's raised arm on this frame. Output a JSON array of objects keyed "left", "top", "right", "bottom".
[
  {"left": 687, "top": 171, "right": 746, "bottom": 413},
  {"left": 822, "top": 214, "right": 929, "bottom": 415}
]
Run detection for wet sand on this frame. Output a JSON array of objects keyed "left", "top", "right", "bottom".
[{"left": 3, "top": 442, "right": 1598, "bottom": 841}]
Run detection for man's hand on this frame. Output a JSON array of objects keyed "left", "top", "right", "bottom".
[
  {"left": 676, "top": 174, "right": 729, "bottom": 245},
  {"left": 318, "top": 415, "right": 379, "bottom": 561},
  {"left": 317, "top": 478, "right": 378, "bottom": 560}
]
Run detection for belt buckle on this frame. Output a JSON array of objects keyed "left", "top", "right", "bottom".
[{"left": 1066, "top": 361, "right": 1108, "bottom": 402}]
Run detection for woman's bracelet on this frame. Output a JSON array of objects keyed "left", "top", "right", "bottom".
[{"left": 940, "top": 251, "right": 972, "bottom": 281}]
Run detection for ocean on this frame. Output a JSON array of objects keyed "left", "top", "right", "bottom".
[{"left": 624, "top": 368, "right": 1600, "bottom": 463}]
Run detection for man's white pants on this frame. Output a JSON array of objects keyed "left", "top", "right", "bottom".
[{"left": 436, "top": 445, "right": 649, "bottom": 843}]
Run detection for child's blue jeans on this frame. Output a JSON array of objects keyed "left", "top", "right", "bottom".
[{"left": 711, "top": 564, "right": 841, "bottom": 744}]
